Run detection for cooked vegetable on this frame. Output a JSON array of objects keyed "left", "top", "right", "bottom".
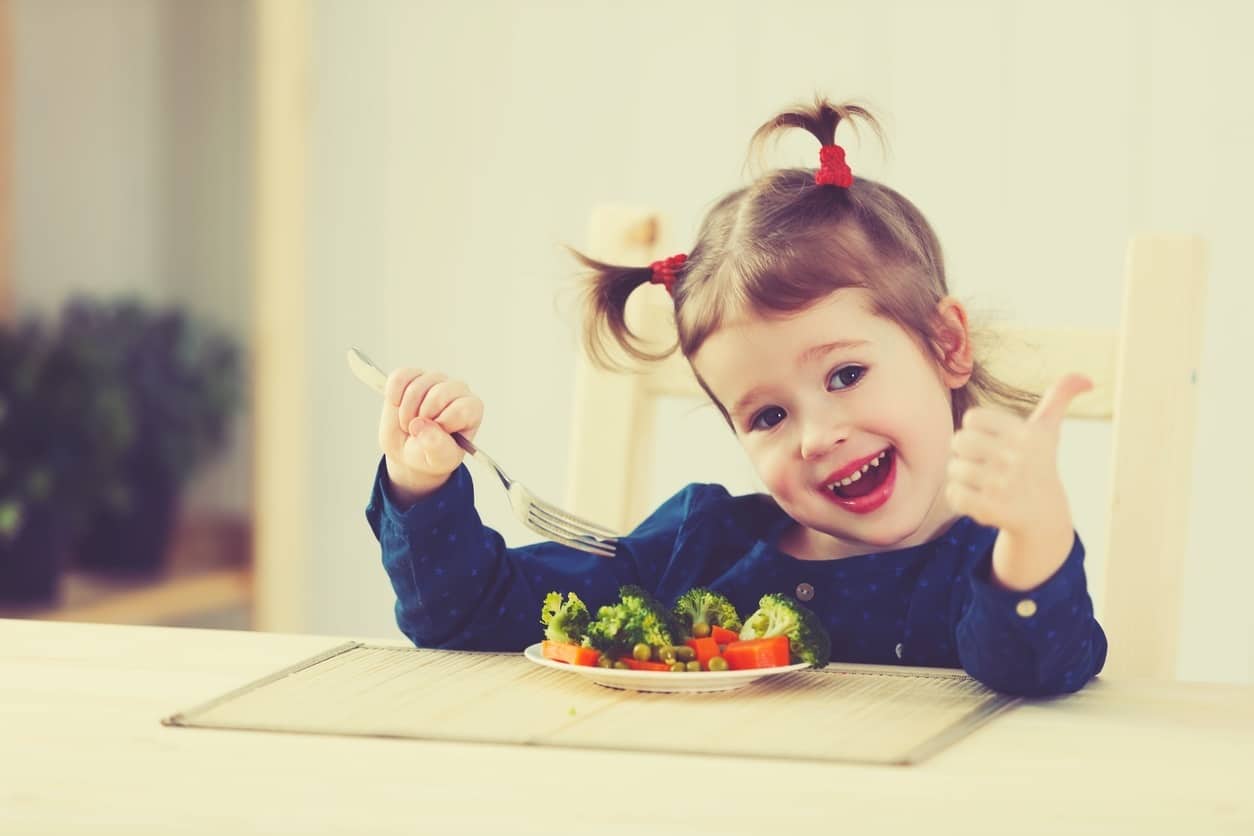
[
  {"left": 684, "top": 637, "right": 720, "bottom": 670},
  {"left": 710, "top": 625, "right": 740, "bottom": 645},
  {"left": 537, "top": 586, "right": 832, "bottom": 674},
  {"left": 540, "top": 591, "right": 592, "bottom": 645},
  {"left": 738, "top": 593, "right": 832, "bottom": 667},
  {"left": 584, "top": 584, "right": 680, "bottom": 656},
  {"left": 671, "top": 587, "right": 742, "bottom": 640},
  {"left": 723, "top": 636, "right": 791, "bottom": 669},
  {"left": 541, "top": 640, "right": 601, "bottom": 666}
]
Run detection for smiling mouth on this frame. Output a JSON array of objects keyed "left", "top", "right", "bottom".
[{"left": 826, "top": 448, "right": 892, "bottom": 499}]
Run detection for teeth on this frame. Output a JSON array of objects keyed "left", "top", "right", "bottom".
[{"left": 828, "top": 450, "right": 890, "bottom": 490}]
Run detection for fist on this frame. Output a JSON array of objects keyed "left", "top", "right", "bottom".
[
  {"left": 378, "top": 368, "right": 484, "bottom": 506},
  {"left": 945, "top": 373, "right": 1092, "bottom": 536}
]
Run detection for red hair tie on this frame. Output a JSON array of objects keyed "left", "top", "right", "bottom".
[
  {"left": 815, "top": 144, "right": 853, "bottom": 188},
  {"left": 649, "top": 253, "right": 687, "bottom": 295}
]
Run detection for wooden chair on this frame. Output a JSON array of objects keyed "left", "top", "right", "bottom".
[{"left": 565, "top": 205, "right": 1208, "bottom": 680}]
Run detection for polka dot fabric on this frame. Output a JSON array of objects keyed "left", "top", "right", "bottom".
[{"left": 367, "top": 460, "right": 1106, "bottom": 696}]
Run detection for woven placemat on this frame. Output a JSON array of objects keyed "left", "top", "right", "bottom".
[{"left": 163, "top": 643, "right": 1018, "bottom": 765}]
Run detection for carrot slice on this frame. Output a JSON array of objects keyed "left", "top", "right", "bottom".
[
  {"left": 710, "top": 625, "right": 740, "bottom": 645},
  {"left": 541, "top": 640, "right": 600, "bottom": 666},
  {"left": 723, "top": 636, "right": 790, "bottom": 670},
  {"left": 571, "top": 646, "right": 601, "bottom": 666},
  {"left": 684, "top": 637, "right": 720, "bottom": 669}
]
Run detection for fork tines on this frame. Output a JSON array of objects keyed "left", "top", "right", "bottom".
[
  {"left": 529, "top": 501, "right": 620, "bottom": 541},
  {"left": 525, "top": 507, "right": 617, "bottom": 557}
]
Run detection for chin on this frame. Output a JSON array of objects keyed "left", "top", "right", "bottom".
[{"left": 806, "top": 504, "right": 933, "bottom": 552}]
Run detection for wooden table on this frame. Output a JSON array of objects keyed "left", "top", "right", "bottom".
[{"left": 3, "top": 619, "right": 1251, "bottom": 835}]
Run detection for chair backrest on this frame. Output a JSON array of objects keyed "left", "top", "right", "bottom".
[{"left": 566, "top": 204, "right": 1208, "bottom": 680}]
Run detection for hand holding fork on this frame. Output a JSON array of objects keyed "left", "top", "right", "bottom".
[{"left": 349, "top": 349, "right": 618, "bottom": 557}]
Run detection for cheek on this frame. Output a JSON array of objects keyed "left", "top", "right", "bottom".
[
  {"left": 743, "top": 442, "right": 798, "bottom": 498},
  {"left": 906, "top": 398, "right": 958, "bottom": 475}
]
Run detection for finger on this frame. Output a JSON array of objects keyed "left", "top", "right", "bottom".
[
  {"left": 946, "top": 482, "right": 997, "bottom": 527},
  {"left": 946, "top": 458, "right": 991, "bottom": 491},
  {"left": 415, "top": 380, "right": 470, "bottom": 423},
  {"left": 425, "top": 396, "right": 484, "bottom": 440},
  {"left": 378, "top": 401, "right": 407, "bottom": 455},
  {"left": 397, "top": 372, "right": 448, "bottom": 432},
  {"left": 950, "top": 429, "right": 1001, "bottom": 463},
  {"left": 1030, "top": 373, "right": 1093, "bottom": 429},
  {"left": 960, "top": 406, "right": 1023, "bottom": 437},
  {"left": 384, "top": 367, "right": 424, "bottom": 406},
  {"left": 402, "top": 418, "right": 465, "bottom": 473}
]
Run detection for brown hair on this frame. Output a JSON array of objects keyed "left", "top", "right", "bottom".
[{"left": 574, "top": 96, "right": 1036, "bottom": 425}]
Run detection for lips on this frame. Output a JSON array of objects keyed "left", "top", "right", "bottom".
[
  {"left": 820, "top": 447, "right": 896, "bottom": 514},
  {"left": 823, "top": 448, "right": 891, "bottom": 485}
]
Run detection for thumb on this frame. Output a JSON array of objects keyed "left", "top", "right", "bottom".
[
  {"left": 1030, "top": 373, "right": 1093, "bottom": 429},
  {"left": 405, "top": 417, "right": 464, "bottom": 473}
]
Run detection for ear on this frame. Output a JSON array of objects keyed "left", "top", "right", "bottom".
[{"left": 933, "top": 297, "right": 973, "bottom": 389}]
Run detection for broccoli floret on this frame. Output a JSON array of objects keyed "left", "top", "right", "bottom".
[
  {"left": 738, "top": 593, "right": 832, "bottom": 668},
  {"left": 617, "top": 585, "right": 680, "bottom": 647},
  {"left": 584, "top": 585, "right": 679, "bottom": 655},
  {"left": 539, "top": 591, "right": 591, "bottom": 644},
  {"left": 671, "top": 587, "right": 742, "bottom": 639},
  {"left": 584, "top": 603, "right": 634, "bottom": 654}
]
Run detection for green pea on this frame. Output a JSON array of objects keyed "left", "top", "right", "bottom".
[
  {"left": 707, "top": 656, "right": 729, "bottom": 672},
  {"left": 672, "top": 646, "right": 696, "bottom": 662},
  {"left": 685, "top": 660, "right": 702, "bottom": 672},
  {"left": 597, "top": 655, "right": 614, "bottom": 668},
  {"left": 613, "top": 660, "right": 629, "bottom": 670},
  {"left": 632, "top": 642, "right": 652, "bottom": 661},
  {"left": 692, "top": 622, "right": 711, "bottom": 638},
  {"left": 657, "top": 646, "right": 677, "bottom": 664},
  {"left": 668, "top": 662, "right": 686, "bottom": 673}
]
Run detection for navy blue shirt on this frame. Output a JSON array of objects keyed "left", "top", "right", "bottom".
[{"left": 366, "top": 459, "right": 1107, "bottom": 697}]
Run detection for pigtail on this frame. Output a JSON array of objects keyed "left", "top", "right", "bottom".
[
  {"left": 570, "top": 248, "right": 679, "bottom": 370},
  {"left": 748, "top": 96, "right": 886, "bottom": 175}
]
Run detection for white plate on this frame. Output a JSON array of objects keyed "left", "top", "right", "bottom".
[{"left": 522, "top": 643, "right": 809, "bottom": 693}]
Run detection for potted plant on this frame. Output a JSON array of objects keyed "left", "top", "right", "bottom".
[
  {"left": 54, "top": 297, "right": 244, "bottom": 575},
  {"left": 0, "top": 319, "right": 134, "bottom": 604}
]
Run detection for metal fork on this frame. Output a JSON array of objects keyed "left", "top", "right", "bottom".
[{"left": 347, "top": 348, "right": 619, "bottom": 557}]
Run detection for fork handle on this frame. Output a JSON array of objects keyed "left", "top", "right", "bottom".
[{"left": 449, "top": 432, "right": 478, "bottom": 456}]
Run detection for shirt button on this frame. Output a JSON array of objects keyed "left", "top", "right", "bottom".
[
  {"left": 795, "top": 582, "right": 815, "bottom": 602},
  {"left": 1015, "top": 598, "right": 1038, "bottom": 618},
  {"left": 894, "top": 642, "right": 903, "bottom": 660}
]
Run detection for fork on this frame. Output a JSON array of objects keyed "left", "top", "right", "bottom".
[{"left": 347, "top": 348, "right": 619, "bottom": 557}]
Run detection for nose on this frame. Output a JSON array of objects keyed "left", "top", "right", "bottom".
[{"left": 799, "top": 414, "right": 848, "bottom": 461}]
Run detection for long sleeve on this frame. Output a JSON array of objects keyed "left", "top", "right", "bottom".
[
  {"left": 954, "top": 532, "right": 1108, "bottom": 697},
  {"left": 364, "top": 458, "right": 693, "bottom": 651}
]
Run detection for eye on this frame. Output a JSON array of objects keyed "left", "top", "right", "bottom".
[
  {"left": 748, "top": 406, "right": 786, "bottom": 431},
  {"left": 828, "top": 365, "right": 866, "bottom": 390}
]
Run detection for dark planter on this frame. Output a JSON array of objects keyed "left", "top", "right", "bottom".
[
  {"left": 75, "top": 463, "right": 179, "bottom": 576},
  {"left": 0, "top": 507, "right": 67, "bottom": 605}
]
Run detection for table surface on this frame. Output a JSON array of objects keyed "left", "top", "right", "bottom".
[{"left": 3, "top": 618, "right": 1252, "bottom": 835}]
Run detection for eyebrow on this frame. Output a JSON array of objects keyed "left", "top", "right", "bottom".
[
  {"left": 799, "top": 339, "right": 868, "bottom": 365},
  {"left": 729, "top": 339, "right": 869, "bottom": 417}
]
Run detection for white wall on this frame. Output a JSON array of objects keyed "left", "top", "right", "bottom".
[
  {"left": 307, "top": 0, "right": 1254, "bottom": 683},
  {"left": 10, "top": 0, "right": 253, "bottom": 516}
]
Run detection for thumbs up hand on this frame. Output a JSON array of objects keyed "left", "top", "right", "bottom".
[{"left": 946, "top": 374, "right": 1092, "bottom": 591}]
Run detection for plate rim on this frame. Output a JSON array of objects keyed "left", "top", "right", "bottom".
[{"left": 522, "top": 641, "right": 810, "bottom": 681}]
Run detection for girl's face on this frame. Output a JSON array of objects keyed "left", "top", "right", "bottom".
[{"left": 691, "top": 288, "right": 972, "bottom": 559}]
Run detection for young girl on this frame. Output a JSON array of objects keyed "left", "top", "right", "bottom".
[{"left": 366, "top": 97, "right": 1107, "bottom": 697}]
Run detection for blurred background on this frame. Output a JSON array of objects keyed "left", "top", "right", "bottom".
[{"left": 0, "top": 0, "right": 1250, "bottom": 685}]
